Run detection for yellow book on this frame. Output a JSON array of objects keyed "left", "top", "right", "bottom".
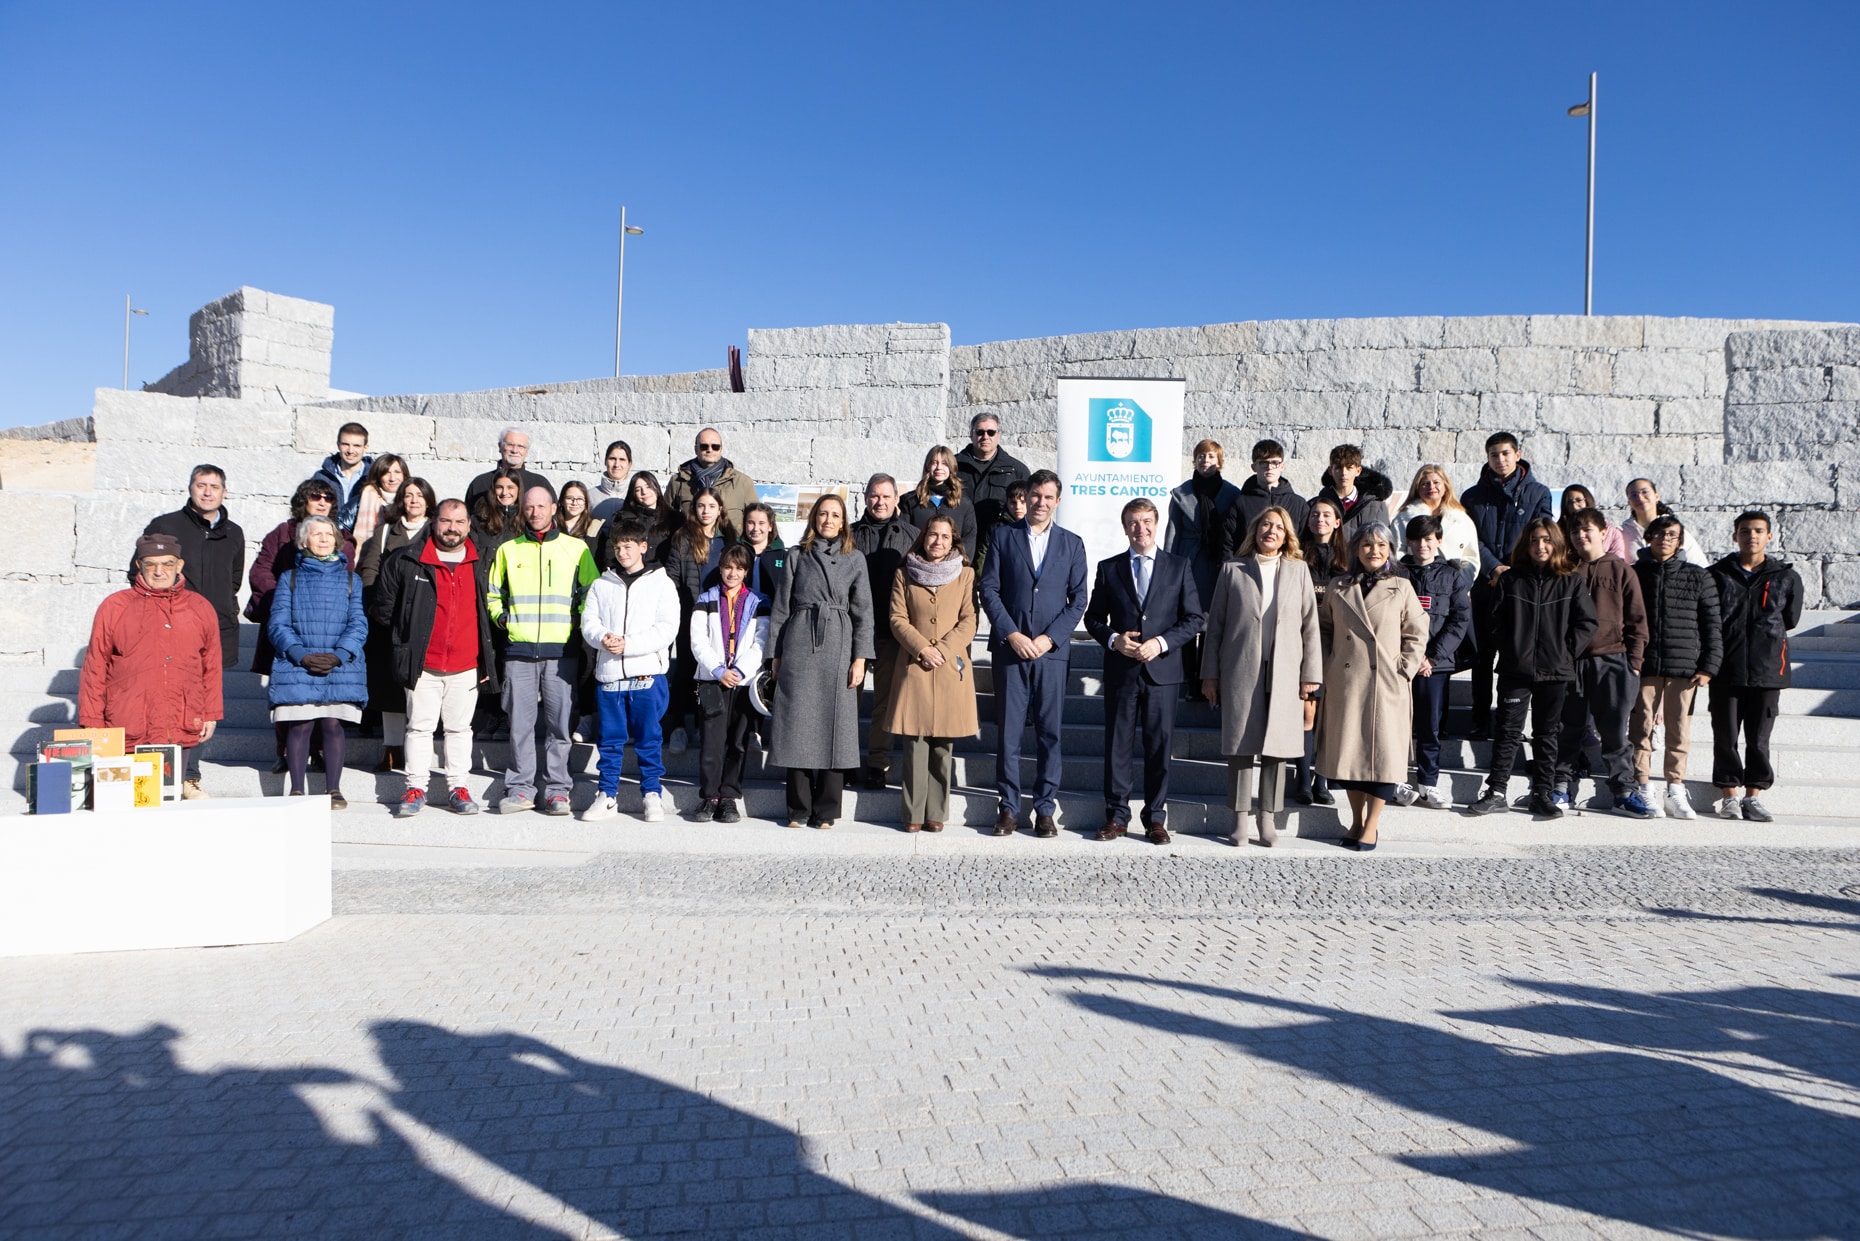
[
  {"left": 53, "top": 727, "right": 126, "bottom": 759},
  {"left": 132, "top": 757, "right": 162, "bottom": 808}
]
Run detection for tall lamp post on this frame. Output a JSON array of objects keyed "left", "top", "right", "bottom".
[
  {"left": 614, "top": 206, "right": 645, "bottom": 377},
  {"left": 122, "top": 296, "right": 149, "bottom": 389},
  {"left": 1567, "top": 72, "right": 1597, "bottom": 316}
]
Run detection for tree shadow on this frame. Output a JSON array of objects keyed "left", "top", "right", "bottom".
[{"left": 1032, "top": 967, "right": 1860, "bottom": 1241}]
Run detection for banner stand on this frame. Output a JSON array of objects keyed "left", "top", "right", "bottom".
[{"left": 1054, "top": 377, "right": 1187, "bottom": 575}]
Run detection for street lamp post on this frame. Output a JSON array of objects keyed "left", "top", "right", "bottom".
[
  {"left": 122, "top": 295, "right": 149, "bottom": 389},
  {"left": 614, "top": 206, "right": 645, "bottom": 377},
  {"left": 1567, "top": 72, "right": 1597, "bottom": 316}
]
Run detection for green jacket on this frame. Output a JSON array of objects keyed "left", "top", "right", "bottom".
[{"left": 487, "top": 528, "right": 598, "bottom": 659}]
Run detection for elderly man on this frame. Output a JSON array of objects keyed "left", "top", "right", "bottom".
[
  {"left": 372, "top": 500, "right": 500, "bottom": 818},
  {"left": 664, "top": 427, "right": 758, "bottom": 531},
  {"left": 850, "top": 474, "right": 918, "bottom": 788},
  {"left": 487, "top": 485, "right": 599, "bottom": 815},
  {"left": 465, "top": 427, "right": 554, "bottom": 513},
  {"left": 80, "top": 533, "right": 224, "bottom": 797},
  {"left": 954, "top": 412, "right": 1030, "bottom": 574}
]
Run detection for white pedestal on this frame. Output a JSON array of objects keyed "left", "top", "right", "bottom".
[{"left": 0, "top": 795, "right": 332, "bottom": 957}]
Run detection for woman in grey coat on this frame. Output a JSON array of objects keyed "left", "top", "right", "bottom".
[
  {"left": 1200, "top": 506, "right": 1324, "bottom": 847},
  {"left": 767, "top": 495, "right": 875, "bottom": 828}
]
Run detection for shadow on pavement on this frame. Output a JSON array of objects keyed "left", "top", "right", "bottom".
[
  {"left": 1, "top": 1018, "right": 1292, "bottom": 1239},
  {"left": 1649, "top": 884, "right": 1860, "bottom": 932},
  {"left": 919, "top": 1183, "right": 1315, "bottom": 1239},
  {"left": 1032, "top": 966, "right": 1860, "bottom": 1241}
]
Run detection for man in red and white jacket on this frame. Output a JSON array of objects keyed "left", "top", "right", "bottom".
[{"left": 370, "top": 500, "right": 500, "bottom": 817}]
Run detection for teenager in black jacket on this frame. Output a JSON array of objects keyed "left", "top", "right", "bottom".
[
  {"left": 1393, "top": 514, "right": 1471, "bottom": 810},
  {"left": 1467, "top": 518, "right": 1597, "bottom": 819},
  {"left": 1630, "top": 515, "right": 1722, "bottom": 820},
  {"left": 1707, "top": 510, "right": 1804, "bottom": 822}
]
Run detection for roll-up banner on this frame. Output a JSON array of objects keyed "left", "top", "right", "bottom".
[{"left": 1054, "top": 376, "right": 1186, "bottom": 573}]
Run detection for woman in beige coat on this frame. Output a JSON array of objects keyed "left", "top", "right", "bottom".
[
  {"left": 883, "top": 513, "right": 979, "bottom": 832},
  {"left": 1317, "top": 522, "right": 1429, "bottom": 851},
  {"left": 1200, "top": 506, "right": 1323, "bottom": 847}
]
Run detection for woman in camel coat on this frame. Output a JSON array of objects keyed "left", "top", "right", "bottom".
[
  {"left": 1317, "top": 521, "right": 1429, "bottom": 851},
  {"left": 883, "top": 512, "right": 979, "bottom": 832},
  {"left": 1201, "top": 505, "right": 1323, "bottom": 848}
]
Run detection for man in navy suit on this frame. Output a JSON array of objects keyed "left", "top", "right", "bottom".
[
  {"left": 979, "top": 469, "right": 1089, "bottom": 837},
  {"left": 1084, "top": 497, "right": 1205, "bottom": 844}
]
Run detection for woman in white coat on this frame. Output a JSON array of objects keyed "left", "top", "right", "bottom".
[
  {"left": 1393, "top": 464, "right": 1480, "bottom": 587},
  {"left": 688, "top": 543, "right": 768, "bottom": 824},
  {"left": 1200, "top": 506, "right": 1324, "bottom": 847}
]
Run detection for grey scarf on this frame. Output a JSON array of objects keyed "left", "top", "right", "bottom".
[{"left": 905, "top": 552, "right": 964, "bottom": 587}]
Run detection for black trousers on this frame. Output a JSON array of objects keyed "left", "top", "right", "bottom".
[
  {"left": 1709, "top": 685, "right": 1780, "bottom": 790},
  {"left": 1469, "top": 583, "right": 1498, "bottom": 730},
  {"left": 1487, "top": 677, "right": 1567, "bottom": 796},
  {"left": 697, "top": 680, "right": 753, "bottom": 800},
  {"left": 786, "top": 768, "right": 844, "bottom": 822},
  {"left": 1104, "top": 674, "right": 1175, "bottom": 826},
  {"left": 1555, "top": 653, "right": 1638, "bottom": 796}
]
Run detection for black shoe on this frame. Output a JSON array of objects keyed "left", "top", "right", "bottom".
[
  {"left": 1311, "top": 784, "right": 1337, "bottom": 807},
  {"left": 991, "top": 811, "right": 1018, "bottom": 837},
  {"left": 1292, "top": 783, "right": 1315, "bottom": 806},
  {"left": 308, "top": 753, "right": 325, "bottom": 773},
  {"left": 1529, "top": 791, "right": 1564, "bottom": 819},
  {"left": 1468, "top": 723, "right": 1492, "bottom": 742},
  {"left": 1467, "top": 791, "right": 1508, "bottom": 816},
  {"left": 860, "top": 767, "right": 888, "bottom": 791},
  {"left": 1034, "top": 813, "right": 1058, "bottom": 838},
  {"left": 715, "top": 799, "right": 741, "bottom": 823},
  {"left": 271, "top": 756, "right": 288, "bottom": 775},
  {"left": 693, "top": 799, "right": 717, "bottom": 823}
]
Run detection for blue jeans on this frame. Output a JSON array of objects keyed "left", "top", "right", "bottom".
[{"left": 597, "top": 674, "right": 669, "bottom": 797}]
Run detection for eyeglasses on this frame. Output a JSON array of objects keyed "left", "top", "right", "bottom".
[
  {"left": 697, "top": 442, "right": 722, "bottom": 451},
  {"left": 1253, "top": 458, "right": 1283, "bottom": 468},
  {"left": 974, "top": 428, "right": 998, "bottom": 438}
]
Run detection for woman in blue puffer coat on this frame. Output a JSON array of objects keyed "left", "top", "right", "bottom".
[{"left": 268, "top": 515, "right": 369, "bottom": 807}]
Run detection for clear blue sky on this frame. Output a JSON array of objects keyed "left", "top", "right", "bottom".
[{"left": 2, "top": 1, "right": 1855, "bottom": 427}]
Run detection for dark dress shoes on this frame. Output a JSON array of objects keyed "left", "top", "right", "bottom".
[
  {"left": 1145, "top": 823, "right": 1171, "bottom": 845},
  {"left": 1034, "top": 813, "right": 1058, "bottom": 838},
  {"left": 1094, "top": 824, "right": 1127, "bottom": 842},
  {"left": 991, "top": 811, "right": 1017, "bottom": 836}
]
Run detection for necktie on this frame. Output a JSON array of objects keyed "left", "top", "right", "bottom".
[{"left": 1135, "top": 554, "right": 1151, "bottom": 603}]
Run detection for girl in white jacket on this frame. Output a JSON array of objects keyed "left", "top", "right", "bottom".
[
  {"left": 578, "top": 518, "right": 682, "bottom": 822},
  {"left": 689, "top": 544, "right": 769, "bottom": 822}
]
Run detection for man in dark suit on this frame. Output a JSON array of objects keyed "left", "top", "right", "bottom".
[
  {"left": 979, "top": 469, "right": 1089, "bottom": 838},
  {"left": 1084, "top": 498, "right": 1205, "bottom": 844}
]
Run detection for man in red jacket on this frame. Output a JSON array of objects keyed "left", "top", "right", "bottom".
[{"left": 78, "top": 533, "right": 225, "bottom": 798}]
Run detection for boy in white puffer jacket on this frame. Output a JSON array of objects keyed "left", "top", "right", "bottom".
[
  {"left": 689, "top": 543, "right": 770, "bottom": 822},
  {"left": 578, "top": 516, "right": 682, "bottom": 822}
]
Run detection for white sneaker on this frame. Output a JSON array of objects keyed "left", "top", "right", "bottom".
[
  {"left": 1640, "top": 784, "right": 1665, "bottom": 818},
  {"left": 580, "top": 794, "right": 616, "bottom": 822},
  {"left": 667, "top": 728, "right": 689, "bottom": 755},
  {"left": 641, "top": 791, "right": 665, "bottom": 822},
  {"left": 1713, "top": 796, "right": 1742, "bottom": 820},
  {"left": 1664, "top": 785, "right": 1696, "bottom": 820},
  {"left": 1417, "top": 784, "right": 1452, "bottom": 810},
  {"left": 1392, "top": 783, "right": 1419, "bottom": 807}
]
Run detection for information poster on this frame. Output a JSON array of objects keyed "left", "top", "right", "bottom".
[{"left": 1055, "top": 376, "right": 1186, "bottom": 573}]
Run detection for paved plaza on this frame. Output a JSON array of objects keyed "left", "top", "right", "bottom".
[{"left": 5, "top": 843, "right": 1860, "bottom": 1240}]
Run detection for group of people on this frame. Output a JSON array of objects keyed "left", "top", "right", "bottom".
[{"left": 76, "top": 413, "right": 1804, "bottom": 844}]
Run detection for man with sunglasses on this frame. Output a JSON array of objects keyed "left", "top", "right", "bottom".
[
  {"left": 955, "top": 413, "right": 1030, "bottom": 577},
  {"left": 665, "top": 427, "right": 758, "bottom": 532}
]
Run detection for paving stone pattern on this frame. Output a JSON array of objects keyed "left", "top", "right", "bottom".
[{"left": 5, "top": 850, "right": 1860, "bottom": 1239}]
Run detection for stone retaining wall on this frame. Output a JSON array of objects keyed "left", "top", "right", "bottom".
[{"left": 3, "top": 290, "right": 1859, "bottom": 668}]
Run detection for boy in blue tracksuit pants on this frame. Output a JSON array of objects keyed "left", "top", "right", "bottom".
[
  {"left": 577, "top": 516, "right": 682, "bottom": 822},
  {"left": 1395, "top": 514, "right": 1472, "bottom": 808}
]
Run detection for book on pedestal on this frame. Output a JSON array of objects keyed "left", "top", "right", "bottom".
[
  {"left": 133, "top": 744, "right": 184, "bottom": 802},
  {"left": 52, "top": 727, "right": 125, "bottom": 758},
  {"left": 28, "top": 760, "right": 72, "bottom": 814},
  {"left": 132, "top": 756, "right": 162, "bottom": 808},
  {"left": 38, "top": 739, "right": 93, "bottom": 809},
  {"left": 92, "top": 756, "right": 136, "bottom": 813}
]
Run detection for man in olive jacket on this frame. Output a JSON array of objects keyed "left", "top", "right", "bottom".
[{"left": 664, "top": 427, "right": 758, "bottom": 532}]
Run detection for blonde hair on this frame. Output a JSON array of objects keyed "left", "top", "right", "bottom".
[
  {"left": 1238, "top": 506, "right": 1305, "bottom": 561},
  {"left": 913, "top": 445, "right": 965, "bottom": 507},
  {"left": 1404, "top": 464, "right": 1467, "bottom": 515}
]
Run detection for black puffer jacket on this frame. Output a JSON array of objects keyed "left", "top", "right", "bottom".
[
  {"left": 851, "top": 513, "right": 919, "bottom": 643},
  {"left": 1314, "top": 467, "right": 1394, "bottom": 548},
  {"left": 1398, "top": 553, "right": 1473, "bottom": 667},
  {"left": 1709, "top": 555, "right": 1804, "bottom": 689},
  {"left": 1634, "top": 550, "right": 1723, "bottom": 679},
  {"left": 1491, "top": 565, "right": 1597, "bottom": 683}
]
